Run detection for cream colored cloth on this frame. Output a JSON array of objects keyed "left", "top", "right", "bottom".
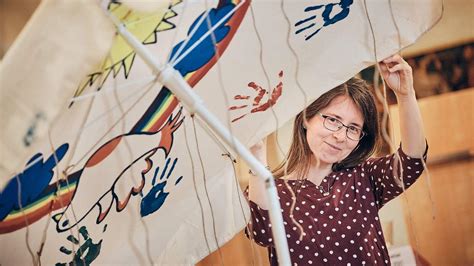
[{"left": 0, "top": 0, "right": 114, "bottom": 187}]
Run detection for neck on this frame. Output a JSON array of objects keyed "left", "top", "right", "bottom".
[{"left": 305, "top": 159, "right": 333, "bottom": 185}]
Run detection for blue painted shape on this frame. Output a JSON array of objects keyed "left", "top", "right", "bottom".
[
  {"left": 175, "top": 176, "right": 183, "bottom": 186},
  {"left": 23, "top": 112, "right": 45, "bottom": 147},
  {"left": 140, "top": 157, "right": 182, "bottom": 217},
  {"left": 320, "top": 0, "right": 353, "bottom": 27},
  {"left": 295, "top": 0, "right": 353, "bottom": 41},
  {"left": 169, "top": 3, "right": 234, "bottom": 75},
  {"left": 140, "top": 181, "right": 169, "bottom": 217},
  {"left": 0, "top": 143, "right": 69, "bottom": 221},
  {"left": 56, "top": 226, "right": 103, "bottom": 266}
]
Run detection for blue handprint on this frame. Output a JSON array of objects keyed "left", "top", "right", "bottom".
[
  {"left": 295, "top": 0, "right": 353, "bottom": 41},
  {"left": 56, "top": 225, "right": 103, "bottom": 266},
  {"left": 140, "top": 157, "right": 183, "bottom": 217}
]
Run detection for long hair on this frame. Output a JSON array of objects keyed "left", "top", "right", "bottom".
[{"left": 273, "top": 77, "right": 380, "bottom": 179}]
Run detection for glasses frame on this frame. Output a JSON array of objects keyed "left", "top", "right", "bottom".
[{"left": 316, "top": 113, "right": 366, "bottom": 141}]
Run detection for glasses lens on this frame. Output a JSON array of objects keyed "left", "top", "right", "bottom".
[
  {"left": 322, "top": 114, "right": 364, "bottom": 141},
  {"left": 323, "top": 116, "right": 342, "bottom": 131},
  {"left": 347, "top": 129, "right": 363, "bottom": 141}
]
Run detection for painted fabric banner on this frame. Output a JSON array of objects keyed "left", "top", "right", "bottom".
[
  {"left": 0, "top": 0, "right": 441, "bottom": 265},
  {"left": 0, "top": 0, "right": 115, "bottom": 187}
]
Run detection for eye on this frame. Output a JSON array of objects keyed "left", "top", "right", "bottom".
[
  {"left": 326, "top": 116, "right": 339, "bottom": 124},
  {"left": 348, "top": 126, "right": 361, "bottom": 134}
]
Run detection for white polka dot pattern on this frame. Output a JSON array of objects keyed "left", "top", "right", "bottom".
[{"left": 245, "top": 145, "right": 428, "bottom": 265}]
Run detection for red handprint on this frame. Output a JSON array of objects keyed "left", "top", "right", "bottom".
[{"left": 229, "top": 71, "right": 283, "bottom": 123}]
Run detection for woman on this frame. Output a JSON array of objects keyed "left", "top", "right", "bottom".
[{"left": 247, "top": 55, "right": 427, "bottom": 265}]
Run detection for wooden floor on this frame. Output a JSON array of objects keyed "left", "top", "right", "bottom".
[{"left": 196, "top": 230, "right": 269, "bottom": 266}]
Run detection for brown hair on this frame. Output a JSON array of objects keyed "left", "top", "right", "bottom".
[{"left": 273, "top": 77, "right": 379, "bottom": 179}]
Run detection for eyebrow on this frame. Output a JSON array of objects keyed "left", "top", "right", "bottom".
[{"left": 326, "top": 113, "right": 363, "bottom": 128}]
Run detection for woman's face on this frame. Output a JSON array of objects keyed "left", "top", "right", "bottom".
[{"left": 305, "top": 95, "right": 364, "bottom": 168}]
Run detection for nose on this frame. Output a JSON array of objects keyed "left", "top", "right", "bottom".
[{"left": 332, "top": 128, "right": 346, "bottom": 142}]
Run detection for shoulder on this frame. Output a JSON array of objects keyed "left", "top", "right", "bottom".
[{"left": 356, "top": 153, "right": 395, "bottom": 174}]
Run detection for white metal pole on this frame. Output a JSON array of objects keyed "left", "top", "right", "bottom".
[{"left": 107, "top": 10, "right": 291, "bottom": 265}]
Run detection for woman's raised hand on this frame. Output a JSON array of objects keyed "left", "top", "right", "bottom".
[{"left": 379, "top": 54, "right": 415, "bottom": 97}]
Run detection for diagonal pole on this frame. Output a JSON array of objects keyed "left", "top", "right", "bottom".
[{"left": 105, "top": 9, "right": 291, "bottom": 266}]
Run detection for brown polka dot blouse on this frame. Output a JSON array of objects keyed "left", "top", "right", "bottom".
[{"left": 246, "top": 146, "right": 428, "bottom": 265}]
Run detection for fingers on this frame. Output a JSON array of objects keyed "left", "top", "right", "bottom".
[
  {"left": 378, "top": 54, "right": 414, "bottom": 95},
  {"left": 386, "top": 64, "right": 405, "bottom": 73},
  {"left": 382, "top": 54, "right": 402, "bottom": 64},
  {"left": 379, "top": 54, "right": 412, "bottom": 73},
  {"left": 378, "top": 62, "right": 389, "bottom": 73},
  {"left": 377, "top": 62, "right": 391, "bottom": 79}
]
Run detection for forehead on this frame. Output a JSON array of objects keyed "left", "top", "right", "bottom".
[{"left": 319, "top": 95, "right": 364, "bottom": 124}]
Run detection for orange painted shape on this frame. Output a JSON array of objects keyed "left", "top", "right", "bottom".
[{"left": 86, "top": 137, "right": 122, "bottom": 167}]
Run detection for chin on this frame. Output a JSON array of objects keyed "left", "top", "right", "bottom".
[
  {"left": 324, "top": 151, "right": 342, "bottom": 160},
  {"left": 315, "top": 154, "right": 339, "bottom": 166}
]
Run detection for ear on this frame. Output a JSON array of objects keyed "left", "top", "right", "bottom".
[{"left": 302, "top": 119, "right": 309, "bottom": 130}]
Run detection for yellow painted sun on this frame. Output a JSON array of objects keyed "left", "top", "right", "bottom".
[{"left": 72, "top": 0, "right": 182, "bottom": 100}]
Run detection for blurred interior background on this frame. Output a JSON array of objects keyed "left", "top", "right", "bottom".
[{"left": 1, "top": 0, "right": 472, "bottom": 265}]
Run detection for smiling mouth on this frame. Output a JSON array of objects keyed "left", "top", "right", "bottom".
[{"left": 324, "top": 141, "right": 342, "bottom": 151}]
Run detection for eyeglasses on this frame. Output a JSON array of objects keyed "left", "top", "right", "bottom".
[{"left": 317, "top": 113, "right": 366, "bottom": 141}]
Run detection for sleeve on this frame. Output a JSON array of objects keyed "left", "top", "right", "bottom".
[
  {"left": 244, "top": 187, "right": 274, "bottom": 247},
  {"left": 364, "top": 142, "right": 428, "bottom": 209}
]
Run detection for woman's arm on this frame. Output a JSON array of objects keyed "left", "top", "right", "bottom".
[
  {"left": 248, "top": 139, "right": 270, "bottom": 210},
  {"left": 379, "top": 54, "right": 427, "bottom": 157}
]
